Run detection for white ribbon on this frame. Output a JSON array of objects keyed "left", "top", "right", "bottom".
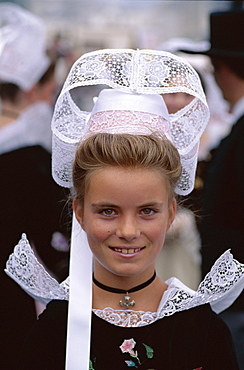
[{"left": 65, "top": 214, "right": 93, "bottom": 370}]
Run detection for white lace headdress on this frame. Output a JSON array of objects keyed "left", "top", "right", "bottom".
[
  {"left": 51, "top": 48, "right": 210, "bottom": 196},
  {"left": 0, "top": 3, "right": 50, "bottom": 90}
]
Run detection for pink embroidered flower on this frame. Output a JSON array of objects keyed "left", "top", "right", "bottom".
[{"left": 120, "top": 338, "right": 137, "bottom": 356}]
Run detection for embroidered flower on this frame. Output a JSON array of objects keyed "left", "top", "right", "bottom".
[
  {"left": 120, "top": 338, "right": 154, "bottom": 367},
  {"left": 120, "top": 338, "right": 137, "bottom": 356},
  {"left": 125, "top": 360, "right": 138, "bottom": 368},
  {"left": 193, "top": 367, "right": 203, "bottom": 370}
]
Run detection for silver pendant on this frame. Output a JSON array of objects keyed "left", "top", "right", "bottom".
[{"left": 119, "top": 292, "right": 135, "bottom": 310}]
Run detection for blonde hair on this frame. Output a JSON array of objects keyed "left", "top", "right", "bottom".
[{"left": 73, "top": 133, "right": 182, "bottom": 204}]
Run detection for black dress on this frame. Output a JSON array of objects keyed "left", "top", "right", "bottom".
[{"left": 18, "top": 300, "right": 239, "bottom": 370}]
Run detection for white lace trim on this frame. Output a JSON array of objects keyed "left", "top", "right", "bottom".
[
  {"left": 5, "top": 234, "right": 244, "bottom": 325},
  {"left": 92, "top": 307, "right": 158, "bottom": 327},
  {"left": 5, "top": 234, "right": 69, "bottom": 305}
]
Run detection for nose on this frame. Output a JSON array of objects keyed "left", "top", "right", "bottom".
[{"left": 116, "top": 215, "right": 140, "bottom": 241}]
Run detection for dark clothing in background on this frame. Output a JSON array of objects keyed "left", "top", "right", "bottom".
[
  {"left": 199, "top": 114, "right": 244, "bottom": 369},
  {"left": 0, "top": 145, "right": 70, "bottom": 370},
  {"left": 200, "top": 115, "right": 244, "bottom": 310}
]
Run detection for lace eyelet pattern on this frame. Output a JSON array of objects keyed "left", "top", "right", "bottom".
[{"left": 5, "top": 234, "right": 69, "bottom": 305}]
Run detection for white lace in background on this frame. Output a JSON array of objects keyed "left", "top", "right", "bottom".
[
  {"left": 0, "top": 3, "right": 50, "bottom": 90},
  {"left": 51, "top": 49, "right": 210, "bottom": 195},
  {"left": 0, "top": 102, "right": 53, "bottom": 154},
  {"left": 5, "top": 234, "right": 244, "bottom": 326}
]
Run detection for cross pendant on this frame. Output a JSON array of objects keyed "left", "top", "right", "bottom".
[{"left": 119, "top": 292, "right": 135, "bottom": 310}]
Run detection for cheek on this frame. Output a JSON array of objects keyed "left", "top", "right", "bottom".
[
  {"left": 85, "top": 221, "right": 111, "bottom": 244},
  {"left": 146, "top": 221, "right": 168, "bottom": 243}
]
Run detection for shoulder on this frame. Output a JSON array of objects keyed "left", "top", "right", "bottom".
[
  {"left": 158, "top": 304, "right": 234, "bottom": 351},
  {"left": 166, "top": 305, "right": 238, "bottom": 368},
  {"left": 38, "top": 300, "right": 68, "bottom": 331},
  {"left": 165, "top": 303, "right": 217, "bottom": 329},
  {"left": 173, "top": 303, "right": 234, "bottom": 337},
  {"left": 25, "top": 300, "right": 68, "bottom": 341},
  {"left": 19, "top": 300, "right": 68, "bottom": 369}
]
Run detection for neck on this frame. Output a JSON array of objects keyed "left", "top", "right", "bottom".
[
  {"left": 223, "top": 75, "right": 244, "bottom": 111},
  {"left": 1, "top": 101, "right": 23, "bottom": 118},
  {"left": 93, "top": 270, "right": 157, "bottom": 294},
  {"left": 0, "top": 100, "right": 31, "bottom": 128},
  {"left": 93, "top": 265, "right": 157, "bottom": 290}
]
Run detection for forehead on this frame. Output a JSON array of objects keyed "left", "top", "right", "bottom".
[{"left": 84, "top": 166, "right": 169, "bottom": 204}]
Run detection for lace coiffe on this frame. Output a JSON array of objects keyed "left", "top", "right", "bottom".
[
  {"left": 0, "top": 3, "right": 50, "bottom": 90},
  {"left": 51, "top": 49, "right": 209, "bottom": 196}
]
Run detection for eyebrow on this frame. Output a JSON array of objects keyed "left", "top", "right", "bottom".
[
  {"left": 139, "top": 202, "right": 165, "bottom": 210},
  {"left": 91, "top": 201, "right": 165, "bottom": 209},
  {"left": 91, "top": 202, "right": 118, "bottom": 209}
]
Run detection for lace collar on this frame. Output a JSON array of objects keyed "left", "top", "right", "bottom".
[
  {"left": 5, "top": 233, "right": 244, "bottom": 323},
  {"left": 92, "top": 278, "right": 194, "bottom": 327}
]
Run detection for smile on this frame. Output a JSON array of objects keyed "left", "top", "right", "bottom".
[{"left": 111, "top": 247, "right": 143, "bottom": 254}]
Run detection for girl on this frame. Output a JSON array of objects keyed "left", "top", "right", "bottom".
[{"left": 6, "top": 49, "right": 243, "bottom": 369}]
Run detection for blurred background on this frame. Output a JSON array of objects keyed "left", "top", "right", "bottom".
[
  {"left": 1, "top": 0, "right": 239, "bottom": 110},
  {"left": 1, "top": 1, "right": 238, "bottom": 59}
]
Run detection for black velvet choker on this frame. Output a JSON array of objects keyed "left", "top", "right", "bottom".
[{"left": 92, "top": 271, "right": 156, "bottom": 310}]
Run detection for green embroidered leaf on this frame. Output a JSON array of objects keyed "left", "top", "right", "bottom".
[{"left": 142, "top": 343, "right": 154, "bottom": 359}]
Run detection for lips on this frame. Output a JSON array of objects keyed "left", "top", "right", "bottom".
[{"left": 110, "top": 247, "right": 144, "bottom": 254}]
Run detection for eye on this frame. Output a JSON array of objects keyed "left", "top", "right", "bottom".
[
  {"left": 100, "top": 208, "right": 116, "bottom": 216},
  {"left": 141, "top": 208, "right": 155, "bottom": 216}
]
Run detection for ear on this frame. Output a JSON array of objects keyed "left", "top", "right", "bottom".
[
  {"left": 167, "top": 198, "right": 177, "bottom": 231},
  {"left": 73, "top": 199, "right": 83, "bottom": 227}
]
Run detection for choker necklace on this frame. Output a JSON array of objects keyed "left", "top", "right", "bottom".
[{"left": 93, "top": 271, "right": 156, "bottom": 310}]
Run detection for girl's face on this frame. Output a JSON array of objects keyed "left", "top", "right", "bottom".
[{"left": 74, "top": 166, "right": 176, "bottom": 281}]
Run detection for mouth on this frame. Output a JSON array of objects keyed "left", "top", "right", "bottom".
[{"left": 110, "top": 247, "right": 144, "bottom": 255}]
